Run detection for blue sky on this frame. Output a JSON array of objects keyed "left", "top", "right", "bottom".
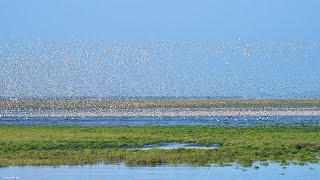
[
  {"left": 1, "top": 0, "right": 320, "bottom": 40},
  {"left": 0, "top": 0, "right": 320, "bottom": 99}
]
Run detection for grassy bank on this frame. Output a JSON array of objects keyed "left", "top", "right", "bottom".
[
  {"left": 1, "top": 126, "right": 320, "bottom": 167},
  {"left": 1, "top": 99, "right": 320, "bottom": 110}
]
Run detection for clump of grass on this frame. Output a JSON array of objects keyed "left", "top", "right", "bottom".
[{"left": 260, "top": 161, "right": 269, "bottom": 166}]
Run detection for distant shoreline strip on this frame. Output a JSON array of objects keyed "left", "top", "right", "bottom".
[{"left": 1, "top": 108, "right": 320, "bottom": 117}]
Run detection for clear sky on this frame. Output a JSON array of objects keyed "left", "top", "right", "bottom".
[
  {"left": 0, "top": 0, "right": 320, "bottom": 99},
  {"left": 1, "top": 0, "right": 320, "bottom": 40}
]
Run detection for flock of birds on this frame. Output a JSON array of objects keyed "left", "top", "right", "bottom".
[{"left": 0, "top": 37, "right": 319, "bottom": 100}]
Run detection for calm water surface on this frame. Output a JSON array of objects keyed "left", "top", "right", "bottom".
[{"left": 0, "top": 163, "right": 319, "bottom": 180}]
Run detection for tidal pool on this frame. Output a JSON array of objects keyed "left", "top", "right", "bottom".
[
  {"left": 0, "top": 163, "right": 319, "bottom": 180},
  {"left": 123, "top": 143, "right": 221, "bottom": 150},
  {"left": 0, "top": 116, "right": 319, "bottom": 127}
]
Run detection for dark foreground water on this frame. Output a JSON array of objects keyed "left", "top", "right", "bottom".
[
  {"left": 0, "top": 163, "right": 319, "bottom": 180},
  {"left": 0, "top": 116, "right": 319, "bottom": 127}
]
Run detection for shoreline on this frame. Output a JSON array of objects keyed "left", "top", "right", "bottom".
[{"left": 2, "top": 99, "right": 320, "bottom": 109}]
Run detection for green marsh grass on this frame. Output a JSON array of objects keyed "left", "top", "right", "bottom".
[{"left": 0, "top": 126, "right": 320, "bottom": 167}]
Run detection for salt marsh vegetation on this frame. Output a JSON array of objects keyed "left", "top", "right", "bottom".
[{"left": 1, "top": 126, "right": 320, "bottom": 167}]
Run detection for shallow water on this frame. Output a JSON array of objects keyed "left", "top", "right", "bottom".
[
  {"left": 0, "top": 163, "right": 319, "bottom": 180},
  {"left": 124, "top": 143, "right": 220, "bottom": 150},
  {"left": 0, "top": 116, "right": 319, "bottom": 127}
]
